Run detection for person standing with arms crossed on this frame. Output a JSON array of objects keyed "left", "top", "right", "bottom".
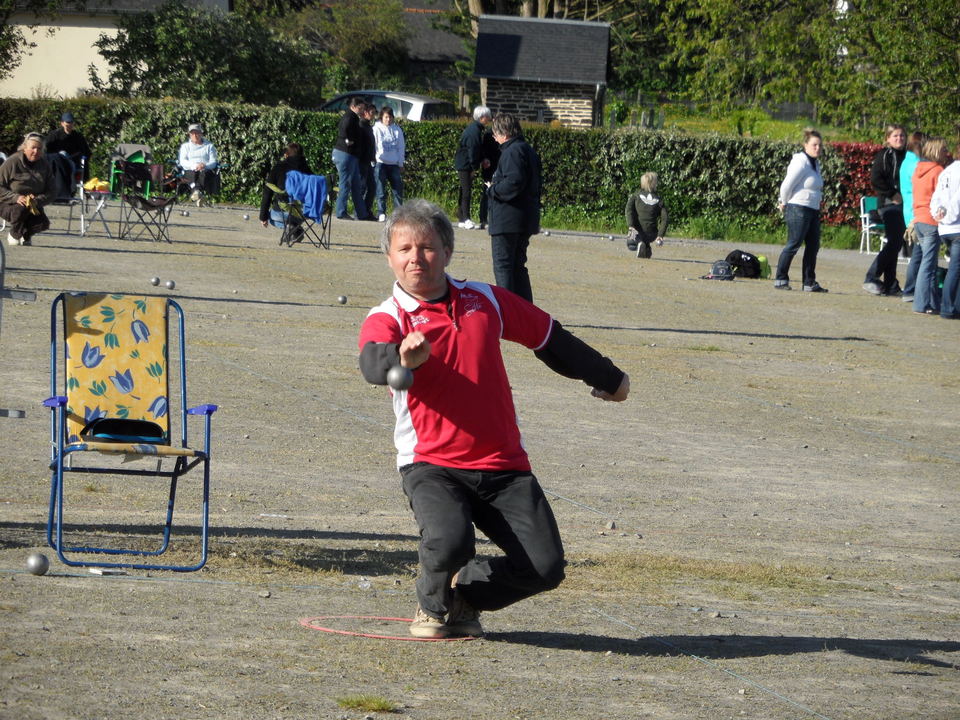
[
  {"left": 454, "top": 106, "right": 491, "bottom": 229},
  {"left": 358, "top": 199, "right": 630, "bottom": 638},
  {"left": 485, "top": 113, "right": 542, "bottom": 302}
]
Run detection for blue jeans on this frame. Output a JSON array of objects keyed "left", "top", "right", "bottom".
[
  {"left": 940, "top": 234, "right": 960, "bottom": 318},
  {"left": 375, "top": 163, "right": 403, "bottom": 215},
  {"left": 775, "top": 204, "right": 820, "bottom": 285},
  {"left": 400, "top": 462, "right": 565, "bottom": 617},
  {"left": 491, "top": 232, "right": 533, "bottom": 302},
  {"left": 912, "top": 222, "right": 941, "bottom": 313},
  {"left": 901, "top": 241, "right": 921, "bottom": 295},
  {"left": 331, "top": 149, "right": 367, "bottom": 219}
]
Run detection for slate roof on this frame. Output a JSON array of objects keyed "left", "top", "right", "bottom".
[{"left": 474, "top": 15, "right": 609, "bottom": 86}]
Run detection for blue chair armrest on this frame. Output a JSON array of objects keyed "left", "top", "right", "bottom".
[
  {"left": 188, "top": 404, "right": 218, "bottom": 415},
  {"left": 43, "top": 396, "right": 67, "bottom": 407}
]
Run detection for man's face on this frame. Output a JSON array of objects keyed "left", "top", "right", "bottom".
[
  {"left": 189, "top": 130, "right": 202, "bottom": 144},
  {"left": 386, "top": 223, "right": 452, "bottom": 301},
  {"left": 61, "top": 121, "right": 74, "bottom": 134}
]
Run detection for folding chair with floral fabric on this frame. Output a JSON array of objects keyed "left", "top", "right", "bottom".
[{"left": 44, "top": 292, "right": 217, "bottom": 571}]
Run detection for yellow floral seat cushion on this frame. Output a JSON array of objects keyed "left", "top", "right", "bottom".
[{"left": 63, "top": 293, "right": 176, "bottom": 451}]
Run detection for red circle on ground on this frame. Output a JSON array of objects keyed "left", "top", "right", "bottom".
[{"left": 299, "top": 615, "right": 476, "bottom": 642}]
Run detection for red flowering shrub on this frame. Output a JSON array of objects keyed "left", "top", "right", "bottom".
[{"left": 824, "top": 142, "right": 881, "bottom": 226}]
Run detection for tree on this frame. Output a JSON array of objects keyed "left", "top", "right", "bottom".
[
  {"left": 88, "top": 0, "right": 324, "bottom": 108},
  {"left": 814, "top": 0, "right": 960, "bottom": 135},
  {"left": 274, "top": 0, "right": 409, "bottom": 90}
]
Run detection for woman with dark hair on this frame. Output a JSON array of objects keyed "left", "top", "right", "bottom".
[
  {"left": 259, "top": 142, "right": 312, "bottom": 231},
  {"left": 0, "top": 132, "right": 55, "bottom": 246},
  {"left": 773, "top": 128, "right": 826, "bottom": 292},
  {"left": 863, "top": 124, "right": 907, "bottom": 296}
]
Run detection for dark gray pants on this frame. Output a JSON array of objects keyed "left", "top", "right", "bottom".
[
  {"left": 400, "top": 462, "right": 565, "bottom": 618},
  {"left": 491, "top": 232, "right": 533, "bottom": 302}
]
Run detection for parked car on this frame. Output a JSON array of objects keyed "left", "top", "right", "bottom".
[{"left": 320, "top": 90, "right": 458, "bottom": 121}]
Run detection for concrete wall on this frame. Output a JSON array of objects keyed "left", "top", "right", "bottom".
[
  {"left": 482, "top": 79, "right": 597, "bottom": 129},
  {"left": 1, "top": 14, "right": 117, "bottom": 99}
]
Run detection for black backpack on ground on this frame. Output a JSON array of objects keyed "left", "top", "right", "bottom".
[{"left": 725, "top": 249, "right": 762, "bottom": 278}]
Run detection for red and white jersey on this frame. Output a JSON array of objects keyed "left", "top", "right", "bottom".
[{"left": 358, "top": 277, "right": 554, "bottom": 470}]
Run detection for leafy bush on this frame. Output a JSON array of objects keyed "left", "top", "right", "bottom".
[{"left": 0, "top": 97, "right": 877, "bottom": 248}]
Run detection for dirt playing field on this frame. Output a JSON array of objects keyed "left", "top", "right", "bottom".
[{"left": 1, "top": 200, "right": 957, "bottom": 720}]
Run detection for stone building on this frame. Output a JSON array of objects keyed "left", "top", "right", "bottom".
[{"left": 474, "top": 15, "right": 610, "bottom": 129}]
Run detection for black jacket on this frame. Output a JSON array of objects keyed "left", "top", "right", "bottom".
[
  {"left": 486, "top": 135, "right": 542, "bottom": 236},
  {"left": 454, "top": 120, "right": 485, "bottom": 171},
  {"left": 334, "top": 110, "right": 362, "bottom": 156},
  {"left": 871, "top": 146, "right": 905, "bottom": 206},
  {"left": 259, "top": 154, "right": 312, "bottom": 222},
  {"left": 45, "top": 128, "right": 92, "bottom": 162}
]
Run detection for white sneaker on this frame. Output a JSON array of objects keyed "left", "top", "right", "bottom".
[
  {"left": 378, "top": 213, "right": 386, "bottom": 222},
  {"left": 190, "top": 189, "right": 201, "bottom": 203},
  {"left": 462, "top": 219, "right": 477, "bottom": 230},
  {"left": 7, "top": 232, "right": 19, "bottom": 246}
]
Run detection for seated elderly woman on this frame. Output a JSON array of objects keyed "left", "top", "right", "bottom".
[
  {"left": 0, "top": 132, "right": 55, "bottom": 246},
  {"left": 178, "top": 123, "right": 219, "bottom": 205}
]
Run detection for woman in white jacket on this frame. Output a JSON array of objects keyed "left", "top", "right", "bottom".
[
  {"left": 774, "top": 128, "right": 827, "bottom": 292},
  {"left": 931, "top": 142, "right": 960, "bottom": 319},
  {"left": 373, "top": 106, "right": 405, "bottom": 222}
]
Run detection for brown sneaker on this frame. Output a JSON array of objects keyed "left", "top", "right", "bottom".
[
  {"left": 447, "top": 588, "right": 483, "bottom": 637},
  {"left": 409, "top": 606, "right": 450, "bottom": 639}
]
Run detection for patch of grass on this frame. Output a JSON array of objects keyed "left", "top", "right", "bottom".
[
  {"left": 335, "top": 694, "right": 399, "bottom": 713},
  {"left": 566, "top": 551, "right": 843, "bottom": 599},
  {"left": 82, "top": 483, "right": 104, "bottom": 493}
]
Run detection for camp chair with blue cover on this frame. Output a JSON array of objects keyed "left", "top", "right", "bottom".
[
  {"left": 267, "top": 170, "right": 333, "bottom": 249},
  {"left": 44, "top": 292, "right": 217, "bottom": 571}
]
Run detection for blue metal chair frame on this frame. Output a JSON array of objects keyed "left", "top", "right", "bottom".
[{"left": 44, "top": 293, "right": 217, "bottom": 571}]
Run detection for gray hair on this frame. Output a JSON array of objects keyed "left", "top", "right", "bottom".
[
  {"left": 473, "top": 105, "right": 492, "bottom": 122},
  {"left": 19, "top": 132, "right": 45, "bottom": 152},
  {"left": 380, "top": 199, "right": 455, "bottom": 255}
]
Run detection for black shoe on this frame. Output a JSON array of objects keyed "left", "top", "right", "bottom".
[
  {"left": 637, "top": 241, "right": 652, "bottom": 259},
  {"left": 626, "top": 243, "right": 637, "bottom": 252},
  {"left": 336, "top": 215, "right": 354, "bottom": 221},
  {"left": 803, "top": 283, "right": 828, "bottom": 293}
]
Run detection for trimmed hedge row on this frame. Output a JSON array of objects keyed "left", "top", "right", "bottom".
[{"left": 0, "top": 97, "right": 877, "bottom": 230}]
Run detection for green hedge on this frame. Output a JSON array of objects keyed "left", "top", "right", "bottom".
[{"left": 0, "top": 97, "right": 859, "bottom": 234}]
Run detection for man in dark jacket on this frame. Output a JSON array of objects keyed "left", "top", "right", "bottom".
[
  {"left": 332, "top": 97, "right": 370, "bottom": 220},
  {"left": 486, "top": 113, "right": 542, "bottom": 302},
  {"left": 45, "top": 112, "right": 92, "bottom": 179},
  {"left": 453, "top": 106, "right": 492, "bottom": 229}
]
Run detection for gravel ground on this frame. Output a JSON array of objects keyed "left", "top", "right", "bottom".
[{"left": 0, "top": 201, "right": 957, "bottom": 720}]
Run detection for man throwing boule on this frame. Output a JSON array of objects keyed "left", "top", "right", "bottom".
[{"left": 358, "top": 199, "right": 630, "bottom": 638}]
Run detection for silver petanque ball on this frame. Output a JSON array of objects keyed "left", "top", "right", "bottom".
[
  {"left": 243, "top": 214, "right": 250, "bottom": 221},
  {"left": 543, "top": 230, "right": 551, "bottom": 236},
  {"left": 150, "top": 277, "right": 160, "bottom": 286},
  {"left": 182, "top": 210, "right": 190, "bottom": 217},
  {"left": 337, "top": 295, "right": 347, "bottom": 305},
  {"left": 165, "top": 280, "right": 176, "bottom": 290},
  {"left": 26, "top": 552, "right": 49, "bottom": 576},
  {"left": 386, "top": 365, "right": 414, "bottom": 391}
]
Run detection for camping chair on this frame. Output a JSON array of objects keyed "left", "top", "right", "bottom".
[
  {"left": 43, "top": 292, "right": 217, "bottom": 571},
  {"left": 117, "top": 160, "right": 176, "bottom": 243},
  {"left": 859, "top": 196, "right": 886, "bottom": 254},
  {"left": 268, "top": 171, "right": 333, "bottom": 249}
]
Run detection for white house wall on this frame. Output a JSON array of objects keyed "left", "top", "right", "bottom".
[{"left": 0, "top": 14, "right": 118, "bottom": 99}]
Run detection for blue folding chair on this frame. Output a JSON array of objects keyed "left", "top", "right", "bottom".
[{"left": 44, "top": 292, "right": 217, "bottom": 571}]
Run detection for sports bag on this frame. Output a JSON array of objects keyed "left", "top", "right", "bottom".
[{"left": 725, "top": 249, "right": 762, "bottom": 279}]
